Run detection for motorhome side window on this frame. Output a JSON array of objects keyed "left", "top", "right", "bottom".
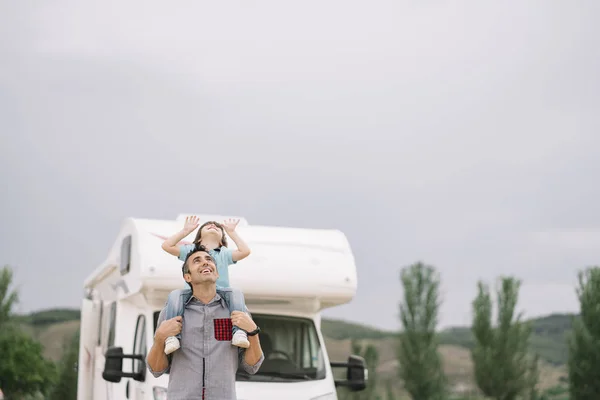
[
  {"left": 97, "top": 301, "right": 103, "bottom": 346},
  {"left": 236, "top": 314, "right": 326, "bottom": 382},
  {"left": 106, "top": 302, "right": 117, "bottom": 349},
  {"left": 120, "top": 235, "right": 132, "bottom": 275},
  {"left": 132, "top": 314, "right": 147, "bottom": 379}
]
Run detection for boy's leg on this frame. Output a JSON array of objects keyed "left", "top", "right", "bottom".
[
  {"left": 164, "top": 287, "right": 192, "bottom": 355},
  {"left": 217, "top": 286, "right": 250, "bottom": 349}
]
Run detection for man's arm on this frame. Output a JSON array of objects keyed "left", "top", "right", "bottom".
[
  {"left": 238, "top": 334, "right": 264, "bottom": 375},
  {"left": 222, "top": 219, "right": 251, "bottom": 262},
  {"left": 146, "top": 312, "right": 182, "bottom": 377},
  {"left": 146, "top": 335, "right": 170, "bottom": 377},
  {"left": 243, "top": 334, "right": 263, "bottom": 366},
  {"left": 162, "top": 216, "right": 199, "bottom": 257},
  {"left": 231, "top": 311, "right": 264, "bottom": 373}
]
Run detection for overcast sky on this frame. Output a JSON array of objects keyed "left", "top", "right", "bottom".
[{"left": 1, "top": 0, "right": 599, "bottom": 331}]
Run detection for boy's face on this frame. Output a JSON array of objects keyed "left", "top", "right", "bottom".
[{"left": 200, "top": 221, "right": 224, "bottom": 243}]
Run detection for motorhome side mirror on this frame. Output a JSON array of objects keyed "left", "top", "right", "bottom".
[
  {"left": 103, "top": 347, "right": 125, "bottom": 383},
  {"left": 345, "top": 354, "right": 367, "bottom": 391},
  {"left": 331, "top": 354, "right": 367, "bottom": 392},
  {"left": 102, "top": 347, "right": 146, "bottom": 383}
]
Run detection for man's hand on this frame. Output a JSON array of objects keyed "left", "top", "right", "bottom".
[
  {"left": 155, "top": 316, "right": 183, "bottom": 341},
  {"left": 231, "top": 311, "right": 257, "bottom": 332},
  {"left": 183, "top": 216, "right": 200, "bottom": 234},
  {"left": 222, "top": 218, "right": 240, "bottom": 234}
]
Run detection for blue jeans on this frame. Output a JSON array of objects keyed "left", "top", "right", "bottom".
[{"left": 163, "top": 286, "right": 248, "bottom": 339}]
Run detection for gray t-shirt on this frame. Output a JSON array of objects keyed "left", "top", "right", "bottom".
[{"left": 147, "top": 293, "right": 264, "bottom": 400}]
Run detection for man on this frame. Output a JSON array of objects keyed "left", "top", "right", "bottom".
[{"left": 146, "top": 245, "right": 264, "bottom": 400}]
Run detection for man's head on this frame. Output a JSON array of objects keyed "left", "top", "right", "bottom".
[
  {"left": 192, "top": 221, "right": 228, "bottom": 247},
  {"left": 182, "top": 244, "right": 219, "bottom": 288}
]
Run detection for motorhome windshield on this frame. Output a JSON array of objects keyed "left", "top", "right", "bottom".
[
  {"left": 152, "top": 312, "right": 326, "bottom": 382},
  {"left": 236, "top": 314, "right": 327, "bottom": 382}
]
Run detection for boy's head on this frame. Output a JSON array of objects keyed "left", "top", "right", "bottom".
[{"left": 193, "top": 220, "right": 228, "bottom": 247}]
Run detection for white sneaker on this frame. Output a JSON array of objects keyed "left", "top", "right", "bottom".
[
  {"left": 164, "top": 336, "right": 180, "bottom": 355},
  {"left": 232, "top": 330, "right": 250, "bottom": 348}
]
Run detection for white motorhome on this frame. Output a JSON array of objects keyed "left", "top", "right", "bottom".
[{"left": 77, "top": 214, "right": 367, "bottom": 400}]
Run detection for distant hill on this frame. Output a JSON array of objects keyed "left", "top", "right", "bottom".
[
  {"left": 437, "top": 314, "right": 576, "bottom": 366},
  {"left": 322, "top": 313, "right": 576, "bottom": 366},
  {"left": 321, "top": 318, "right": 397, "bottom": 340},
  {"left": 14, "top": 308, "right": 82, "bottom": 361},
  {"left": 14, "top": 308, "right": 81, "bottom": 326}
]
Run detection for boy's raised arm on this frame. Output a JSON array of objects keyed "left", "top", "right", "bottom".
[
  {"left": 161, "top": 216, "right": 200, "bottom": 257},
  {"left": 222, "top": 219, "right": 251, "bottom": 262}
]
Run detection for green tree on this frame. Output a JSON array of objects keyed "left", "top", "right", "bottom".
[
  {"left": 0, "top": 326, "right": 57, "bottom": 399},
  {"left": 568, "top": 266, "right": 600, "bottom": 400},
  {"left": 525, "top": 353, "right": 540, "bottom": 400},
  {"left": 49, "top": 331, "right": 80, "bottom": 400},
  {"left": 0, "top": 265, "right": 19, "bottom": 329},
  {"left": 0, "top": 265, "right": 58, "bottom": 399},
  {"left": 397, "top": 262, "right": 447, "bottom": 400},
  {"left": 471, "top": 276, "right": 539, "bottom": 400},
  {"left": 385, "top": 381, "right": 395, "bottom": 400}
]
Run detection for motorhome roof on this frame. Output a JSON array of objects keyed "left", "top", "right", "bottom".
[{"left": 84, "top": 215, "right": 357, "bottom": 311}]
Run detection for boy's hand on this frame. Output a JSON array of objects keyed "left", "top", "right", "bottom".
[
  {"left": 156, "top": 316, "right": 183, "bottom": 341},
  {"left": 222, "top": 218, "right": 240, "bottom": 233},
  {"left": 231, "top": 311, "right": 257, "bottom": 332},
  {"left": 183, "top": 216, "right": 200, "bottom": 234}
]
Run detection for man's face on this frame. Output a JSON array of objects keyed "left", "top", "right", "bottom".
[{"left": 183, "top": 251, "right": 218, "bottom": 284}]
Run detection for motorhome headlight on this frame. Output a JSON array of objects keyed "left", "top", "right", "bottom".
[
  {"left": 310, "top": 393, "right": 337, "bottom": 400},
  {"left": 152, "top": 386, "right": 167, "bottom": 400}
]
